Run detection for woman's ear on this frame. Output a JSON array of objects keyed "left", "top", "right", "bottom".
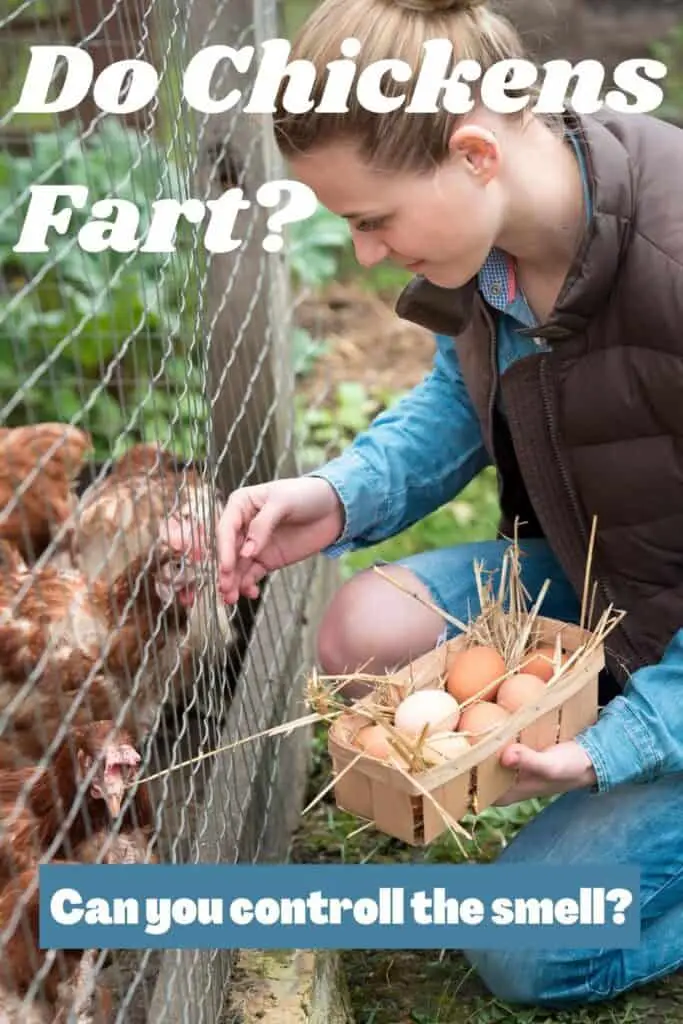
[{"left": 448, "top": 125, "right": 500, "bottom": 183}]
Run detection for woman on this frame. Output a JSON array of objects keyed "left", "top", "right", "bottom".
[{"left": 207, "top": 0, "right": 683, "bottom": 1006}]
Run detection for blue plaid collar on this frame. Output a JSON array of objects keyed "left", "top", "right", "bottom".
[{"left": 478, "top": 248, "right": 515, "bottom": 313}]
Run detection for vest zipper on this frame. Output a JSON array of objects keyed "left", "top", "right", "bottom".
[
  {"left": 538, "top": 357, "right": 641, "bottom": 672},
  {"left": 485, "top": 306, "right": 500, "bottom": 464}
]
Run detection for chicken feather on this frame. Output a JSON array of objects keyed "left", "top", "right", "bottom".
[
  {"left": 0, "top": 425, "right": 92, "bottom": 565},
  {"left": 0, "top": 866, "right": 112, "bottom": 1022},
  {"left": 0, "top": 722, "right": 153, "bottom": 1021},
  {"left": 0, "top": 720, "right": 154, "bottom": 883},
  {"left": 62, "top": 443, "right": 234, "bottom": 711},
  {"left": 0, "top": 540, "right": 193, "bottom": 759}
]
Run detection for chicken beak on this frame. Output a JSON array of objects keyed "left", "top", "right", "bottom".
[{"left": 106, "top": 791, "right": 122, "bottom": 818}]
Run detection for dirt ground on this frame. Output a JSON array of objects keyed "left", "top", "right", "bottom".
[{"left": 294, "top": 282, "right": 437, "bottom": 401}]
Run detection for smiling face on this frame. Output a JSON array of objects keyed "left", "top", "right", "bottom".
[{"left": 289, "top": 129, "right": 506, "bottom": 290}]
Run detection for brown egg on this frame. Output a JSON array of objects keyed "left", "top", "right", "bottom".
[
  {"left": 496, "top": 673, "right": 549, "bottom": 713},
  {"left": 520, "top": 645, "right": 567, "bottom": 682},
  {"left": 457, "top": 701, "right": 512, "bottom": 744},
  {"left": 355, "top": 723, "right": 411, "bottom": 769},
  {"left": 445, "top": 644, "right": 507, "bottom": 703},
  {"left": 354, "top": 723, "right": 393, "bottom": 760}
]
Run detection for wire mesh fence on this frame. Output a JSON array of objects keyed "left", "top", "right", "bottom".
[{"left": 0, "top": 0, "right": 321, "bottom": 1021}]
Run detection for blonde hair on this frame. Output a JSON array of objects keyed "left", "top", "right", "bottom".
[{"left": 274, "top": 0, "right": 535, "bottom": 174}]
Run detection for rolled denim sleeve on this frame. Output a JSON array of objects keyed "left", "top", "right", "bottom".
[
  {"left": 575, "top": 628, "right": 683, "bottom": 790},
  {"left": 307, "top": 333, "right": 491, "bottom": 556}
]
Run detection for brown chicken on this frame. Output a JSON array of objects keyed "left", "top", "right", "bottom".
[
  {"left": 0, "top": 536, "right": 27, "bottom": 574},
  {"left": 0, "top": 424, "right": 92, "bottom": 564},
  {"left": 0, "top": 722, "right": 154, "bottom": 1021},
  {"left": 105, "top": 441, "right": 190, "bottom": 481},
  {"left": 61, "top": 443, "right": 234, "bottom": 709},
  {"left": 63, "top": 442, "right": 214, "bottom": 579},
  {"left": 0, "top": 866, "right": 112, "bottom": 1023},
  {"left": 0, "top": 538, "right": 194, "bottom": 760},
  {"left": 0, "top": 720, "right": 155, "bottom": 882}
]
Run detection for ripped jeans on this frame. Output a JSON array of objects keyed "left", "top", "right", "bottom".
[{"left": 392, "top": 537, "right": 683, "bottom": 1005}]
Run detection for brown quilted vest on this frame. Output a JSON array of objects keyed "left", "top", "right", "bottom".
[{"left": 394, "top": 108, "right": 683, "bottom": 687}]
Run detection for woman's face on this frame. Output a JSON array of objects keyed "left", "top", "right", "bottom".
[{"left": 289, "top": 134, "right": 505, "bottom": 289}]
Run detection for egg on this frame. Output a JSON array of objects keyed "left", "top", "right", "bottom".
[
  {"left": 496, "top": 673, "right": 548, "bottom": 713},
  {"left": 354, "top": 724, "right": 411, "bottom": 769},
  {"left": 393, "top": 689, "right": 461, "bottom": 737},
  {"left": 445, "top": 644, "right": 507, "bottom": 703},
  {"left": 457, "top": 701, "right": 511, "bottom": 744},
  {"left": 354, "top": 723, "right": 393, "bottom": 760},
  {"left": 422, "top": 731, "right": 471, "bottom": 765},
  {"left": 520, "top": 645, "right": 567, "bottom": 682}
]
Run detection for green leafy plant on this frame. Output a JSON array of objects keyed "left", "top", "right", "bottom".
[
  {"left": 295, "top": 381, "right": 404, "bottom": 466},
  {"left": 292, "top": 326, "right": 330, "bottom": 378},
  {"left": 0, "top": 119, "right": 207, "bottom": 460},
  {"left": 288, "top": 204, "right": 352, "bottom": 287},
  {"left": 651, "top": 22, "right": 683, "bottom": 125}
]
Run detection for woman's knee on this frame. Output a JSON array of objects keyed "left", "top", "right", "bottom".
[
  {"left": 315, "top": 564, "right": 444, "bottom": 690},
  {"left": 464, "top": 947, "right": 601, "bottom": 1006},
  {"left": 316, "top": 570, "right": 376, "bottom": 681},
  {"left": 465, "top": 949, "right": 544, "bottom": 1005}
]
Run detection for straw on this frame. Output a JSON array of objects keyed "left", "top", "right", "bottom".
[
  {"left": 129, "top": 521, "right": 626, "bottom": 851},
  {"left": 311, "top": 519, "right": 626, "bottom": 842},
  {"left": 580, "top": 515, "right": 599, "bottom": 632}
]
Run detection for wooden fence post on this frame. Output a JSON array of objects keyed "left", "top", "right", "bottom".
[{"left": 144, "top": 1, "right": 338, "bottom": 1020}]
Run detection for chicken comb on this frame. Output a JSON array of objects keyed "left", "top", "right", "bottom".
[{"left": 105, "top": 744, "right": 141, "bottom": 769}]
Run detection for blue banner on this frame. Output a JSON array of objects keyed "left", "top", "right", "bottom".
[{"left": 38, "top": 863, "right": 640, "bottom": 950}]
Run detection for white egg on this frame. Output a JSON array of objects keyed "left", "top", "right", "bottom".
[
  {"left": 394, "top": 689, "right": 461, "bottom": 737},
  {"left": 423, "top": 731, "right": 471, "bottom": 764}
]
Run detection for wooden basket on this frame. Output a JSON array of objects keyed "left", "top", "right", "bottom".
[{"left": 327, "top": 616, "right": 603, "bottom": 846}]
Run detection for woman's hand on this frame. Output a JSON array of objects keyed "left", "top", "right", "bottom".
[
  {"left": 163, "top": 476, "right": 345, "bottom": 604},
  {"left": 215, "top": 476, "right": 345, "bottom": 604},
  {"left": 493, "top": 740, "right": 598, "bottom": 805}
]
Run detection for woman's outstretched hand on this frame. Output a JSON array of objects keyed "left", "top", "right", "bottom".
[
  {"left": 162, "top": 476, "right": 344, "bottom": 604},
  {"left": 215, "top": 476, "right": 345, "bottom": 604}
]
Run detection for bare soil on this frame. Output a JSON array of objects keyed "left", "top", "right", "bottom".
[{"left": 294, "top": 282, "right": 437, "bottom": 401}]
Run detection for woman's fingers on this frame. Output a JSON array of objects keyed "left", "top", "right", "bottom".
[
  {"left": 164, "top": 514, "right": 205, "bottom": 559},
  {"left": 217, "top": 490, "right": 286, "bottom": 603},
  {"left": 238, "top": 501, "right": 283, "bottom": 561},
  {"left": 219, "top": 556, "right": 268, "bottom": 604},
  {"left": 217, "top": 493, "right": 255, "bottom": 576}
]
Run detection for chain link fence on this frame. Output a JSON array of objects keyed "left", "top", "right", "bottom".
[{"left": 0, "top": 0, "right": 326, "bottom": 1021}]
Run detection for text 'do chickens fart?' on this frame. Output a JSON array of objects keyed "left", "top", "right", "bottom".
[{"left": 9, "top": 42, "right": 670, "bottom": 256}]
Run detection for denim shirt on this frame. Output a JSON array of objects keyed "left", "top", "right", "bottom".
[{"left": 309, "top": 133, "right": 683, "bottom": 794}]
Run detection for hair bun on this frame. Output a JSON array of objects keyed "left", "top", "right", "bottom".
[{"left": 393, "top": 0, "right": 487, "bottom": 12}]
